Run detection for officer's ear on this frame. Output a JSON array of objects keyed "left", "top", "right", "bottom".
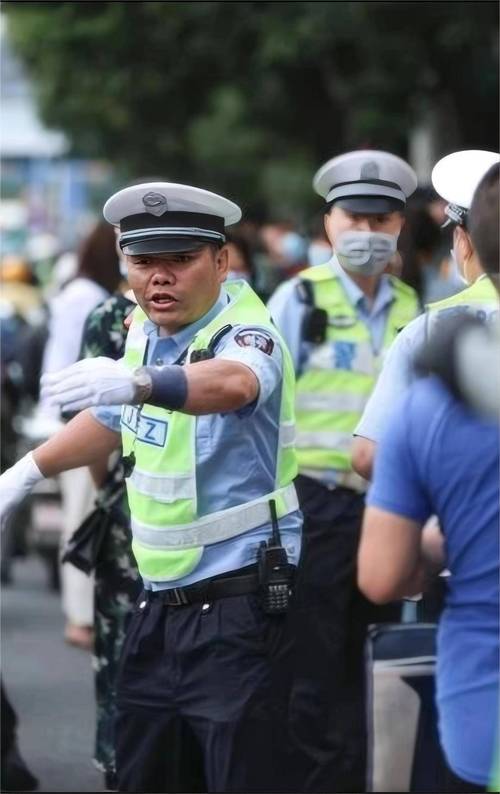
[
  {"left": 323, "top": 207, "right": 336, "bottom": 246},
  {"left": 214, "top": 244, "right": 229, "bottom": 282},
  {"left": 454, "top": 225, "right": 474, "bottom": 261}
]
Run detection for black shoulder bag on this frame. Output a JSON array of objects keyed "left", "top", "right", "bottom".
[{"left": 61, "top": 462, "right": 128, "bottom": 575}]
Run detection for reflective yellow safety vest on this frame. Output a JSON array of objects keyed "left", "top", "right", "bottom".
[
  {"left": 295, "top": 263, "right": 419, "bottom": 486},
  {"left": 425, "top": 274, "right": 499, "bottom": 336},
  {"left": 121, "top": 281, "right": 298, "bottom": 582}
]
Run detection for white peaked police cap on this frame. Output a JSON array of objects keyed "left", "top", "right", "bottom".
[
  {"left": 313, "top": 150, "right": 417, "bottom": 214},
  {"left": 431, "top": 150, "right": 500, "bottom": 227},
  {"left": 103, "top": 182, "right": 242, "bottom": 255}
]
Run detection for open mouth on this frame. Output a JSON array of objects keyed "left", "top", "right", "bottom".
[{"left": 149, "top": 292, "right": 178, "bottom": 309}]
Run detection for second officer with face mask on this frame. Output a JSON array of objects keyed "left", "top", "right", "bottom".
[{"left": 268, "top": 149, "right": 420, "bottom": 792}]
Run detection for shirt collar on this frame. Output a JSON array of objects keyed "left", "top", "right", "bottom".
[
  {"left": 142, "top": 287, "right": 229, "bottom": 353},
  {"left": 327, "top": 255, "right": 394, "bottom": 314}
]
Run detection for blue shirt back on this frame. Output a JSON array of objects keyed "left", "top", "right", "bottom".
[{"left": 368, "top": 377, "right": 499, "bottom": 785}]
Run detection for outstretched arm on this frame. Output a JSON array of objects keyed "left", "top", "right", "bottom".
[
  {"left": 0, "top": 411, "right": 120, "bottom": 527},
  {"left": 40, "top": 355, "right": 260, "bottom": 417},
  {"left": 34, "top": 409, "right": 120, "bottom": 477}
]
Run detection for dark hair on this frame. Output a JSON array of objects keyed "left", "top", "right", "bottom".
[
  {"left": 224, "top": 230, "right": 255, "bottom": 279},
  {"left": 76, "top": 221, "right": 121, "bottom": 294},
  {"left": 396, "top": 206, "right": 441, "bottom": 299},
  {"left": 469, "top": 162, "right": 499, "bottom": 278}
]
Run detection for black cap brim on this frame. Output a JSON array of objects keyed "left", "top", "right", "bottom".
[
  {"left": 332, "top": 196, "right": 405, "bottom": 214},
  {"left": 121, "top": 238, "right": 212, "bottom": 256}
]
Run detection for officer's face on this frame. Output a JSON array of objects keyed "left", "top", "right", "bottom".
[
  {"left": 126, "top": 244, "right": 229, "bottom": 332},
  {"left": 324, "top": 206, "right": 404, "bottom": 247}
]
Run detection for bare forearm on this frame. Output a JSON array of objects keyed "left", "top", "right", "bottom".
[
  {"left": 89, "top": 458, "right": 111, "bottom": 488},
  {"left": 33, "top": 410, "right": 120, "bottom": 478},
  {"left": 358, "top": 507, "right": 425, "bottom": 603},
  {"left": 182, "top": 359, "right": 258, "bottom": 415}
]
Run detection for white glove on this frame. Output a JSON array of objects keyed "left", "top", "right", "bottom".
[
  {"left": 40, "top": 357, "right": 136, "bottom": 413},
  {"left": 0, "top": 453, "right": 44, "bottom": 530}
]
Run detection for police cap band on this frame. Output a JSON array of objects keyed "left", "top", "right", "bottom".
[
  {"left": 313, "top": 150, "right": 417, "bottom": 214},
  {"left": 103, "top": 182, "right": 242, "bottom": 255}
]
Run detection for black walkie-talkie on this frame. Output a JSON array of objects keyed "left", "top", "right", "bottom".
[{"left": 257, "top": 499, "right": 295, "bottom": 614}]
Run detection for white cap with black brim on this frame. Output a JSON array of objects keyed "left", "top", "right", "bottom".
[
  {"left": 313, "top": 150, "right": 417, "bottom": 214},
  {"left": 103, "top": 182, "right": 242, "bottom": 255},
  {"left": 431, "top": 150, "right": 500, "bottom": 228}
]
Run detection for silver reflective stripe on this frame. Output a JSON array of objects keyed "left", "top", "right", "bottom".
[
  {"left": 120, "top": 227, "right": 224, "bottom": 242},
  {"left": 296, "top": 391, "right": 367, "bottom": 414},
  {"left": 279, "top": 421, "right": 295, "bottom": 447},
  {"left": 129, "top": 468, "right": 195, "bottom": 503},
  {"left": 296, "top": 430, "right": 353, "bottom": 452},
  {"left": 300, "top": 467, "right": 367, "bottom": 494},
  {"left": 326, "top": 182, "right": 405, "bottom": 205},
  {"left": 131, "top": 483, "right": 298, "bottom": 549},
  {"left": 374, "top": 658, "right": 436, "bottom": 670}
]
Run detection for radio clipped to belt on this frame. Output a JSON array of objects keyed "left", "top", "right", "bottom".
[{"left": 257, "top": 499, "right": 295, "bottom": 614}]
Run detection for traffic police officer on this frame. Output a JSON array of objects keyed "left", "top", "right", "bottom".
[
  {"left": 352, "top": 149, "right": 500, "bottom": 481},
  {"left": 0, "top": 182, "right": 302, "bottom": 793},
  {"left": 268, "top": 150, "right": 420, "bottom": 792}
]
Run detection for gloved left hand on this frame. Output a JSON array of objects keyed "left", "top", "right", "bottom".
[
  {"left": 0, "top": 452, "right": 45, "bottom": 531},
  {"left": 40, "top": 357, "right": 136, "bottom": 412}
]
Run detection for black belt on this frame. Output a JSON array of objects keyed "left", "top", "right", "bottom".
[{"left": 146, "top": 566, "right": 259, "bottom": 607}]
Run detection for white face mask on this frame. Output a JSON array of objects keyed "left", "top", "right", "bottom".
[{"left": 335, "top": 231, "right": 398, "bottom": 276}]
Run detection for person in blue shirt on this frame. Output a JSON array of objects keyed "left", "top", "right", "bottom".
[
  {"left": 358, "top": 162, "right": 500, "bottom": 793},
  {"left": 352, "top": 149, "right": 499, "bottom": 481},
  {"left": 268, "top": 150, "right": 420, "bottom": 792},
  {"left": 0, "top": 182, "right": 302, "bottom": 794},
  {"left": 358, "top": 377, "right": 499, "bottom": 793}
]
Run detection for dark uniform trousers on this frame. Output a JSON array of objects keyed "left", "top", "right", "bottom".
[
  {"left": 289, "top": 475, "right": 400, "bottom": 793},
  {"left": 115, "top": 579, "right": 295, "bottom": 793}
]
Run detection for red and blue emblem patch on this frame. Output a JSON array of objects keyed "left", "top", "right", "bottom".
[{"left": 234, "top": 330, "right": 275, "bottom": 355}]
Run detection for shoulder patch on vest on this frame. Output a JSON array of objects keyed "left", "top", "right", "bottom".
[{"left": 234, "top": 330, "right": 274, "bottom": 355}]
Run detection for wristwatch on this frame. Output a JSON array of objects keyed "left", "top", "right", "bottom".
[{"left": 132, "top": 367, "right": 153, "bottom": 404}]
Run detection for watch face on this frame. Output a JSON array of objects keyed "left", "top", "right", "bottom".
[
  {"left": 137, "top": 371, "right": 151, "bottom": 387},
  {"left": 133, "top": 368, "right": 152, "bottom": 403}
]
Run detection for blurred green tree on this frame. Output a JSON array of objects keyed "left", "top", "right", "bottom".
[{"left": 4, "top": 1, "right": 498, "bottom": 217}]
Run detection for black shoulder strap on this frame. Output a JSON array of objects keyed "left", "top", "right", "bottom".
[
  {"left": 296, "top": 278, "right": 328, "bottom": 345},
  {"left": 295, "top": 278, "right": 315, "bottom": 307},
  {"left": 190, "top": 324, "right": 233, "bottom": 363}
]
